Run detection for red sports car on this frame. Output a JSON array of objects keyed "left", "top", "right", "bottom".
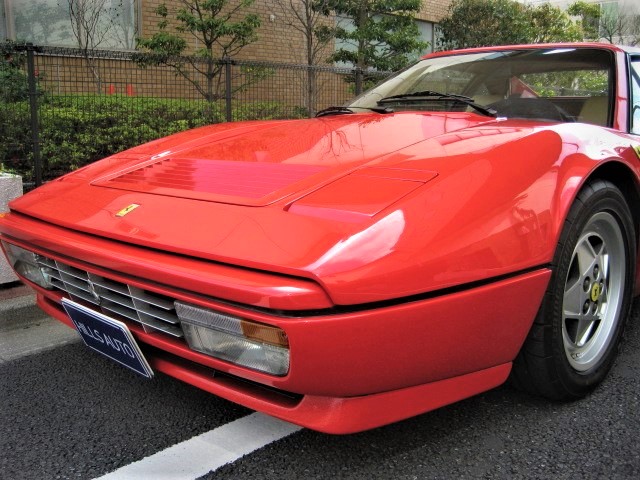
[{"left": 2, "top": 43, "right": 640, "bottom": 433}]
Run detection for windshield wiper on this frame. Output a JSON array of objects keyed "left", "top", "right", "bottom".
[
  {"left": 315, "top": 106, "right": 394, "bottom": 117},
  {"left": 377, "top": 90, "right": 497, "bottom": 117}
]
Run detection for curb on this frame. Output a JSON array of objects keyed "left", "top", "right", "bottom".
[{"left": 0, "top": 283, "right": 40, "bottom": 322}]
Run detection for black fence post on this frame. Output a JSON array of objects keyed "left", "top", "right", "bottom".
[
  {"left": 224, "top": 57, "right": 233, "bottom": 122},
  {"left": 355, "top": 68, "right": 363, "bottom": 96},
  {"left": 25, "top": 44, "right": 42, "bottom": 187}
]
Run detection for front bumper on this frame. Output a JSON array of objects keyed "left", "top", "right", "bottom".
[{"left": 1, "top": 212, "right": 551, "bottom": 433}]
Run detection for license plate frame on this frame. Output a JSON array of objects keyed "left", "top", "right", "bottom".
[{"left": 62, "top": 298, "right": 154, "bottom": 379}]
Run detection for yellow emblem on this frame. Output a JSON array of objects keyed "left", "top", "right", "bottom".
[
  {"left": 590, "top": 283, "right": 601, "bottom": 302},
  {"left": 116, "top": 204, "right": 140, "bottom": 217},
  {"left": 633, "top": 145, "right": 640, "bottom": 159}
]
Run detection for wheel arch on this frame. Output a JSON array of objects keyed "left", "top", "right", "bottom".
[{"left": 584, "top": 161, "right": 640, "bottom": 294}]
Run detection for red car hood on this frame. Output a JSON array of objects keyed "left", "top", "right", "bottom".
[{"left": 9, "top": 112, "right": 526, "bottom": 295}]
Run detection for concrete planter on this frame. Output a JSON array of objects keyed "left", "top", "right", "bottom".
[{"left": 1, "top": 174, "right": 23, "bottom": 284}]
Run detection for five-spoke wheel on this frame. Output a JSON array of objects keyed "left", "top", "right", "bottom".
[
  {"left": 512, "top": 180, "right": 635, "bottom": 399},
  {"left": 562, "top": 211, "right": 626, "bottom": 372}
]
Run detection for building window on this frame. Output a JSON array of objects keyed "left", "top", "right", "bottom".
[
  {"left": 333, "top": 15, "right": 357, "bottom": 69},
  {"left": 411, "top": 20, "right": 434, "bottom": 60},
  {"left": 598, "top": 0, "right": 620, "bottom": 38},
  {"left": 2, "top": 0, "right": 138, "bottom": 50},
  {"left": 334, "top": 15, "right": 433, "bottom": 69}
]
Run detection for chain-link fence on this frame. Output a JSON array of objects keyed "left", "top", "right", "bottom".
[{"left": 0, "top": 43, "right": 390, "bottom": 187}]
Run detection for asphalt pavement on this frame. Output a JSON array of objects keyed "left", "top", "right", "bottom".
[{"left": 1, "top": 281, "right": 639, "bottom": 479}]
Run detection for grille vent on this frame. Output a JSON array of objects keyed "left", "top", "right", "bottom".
[{"left": 36, "top": 255, "right": 183, "bottom": 338}]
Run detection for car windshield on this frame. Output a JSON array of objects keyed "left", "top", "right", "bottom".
[{"left": 348, "top": 47, "right": 614, "bottom": 126}]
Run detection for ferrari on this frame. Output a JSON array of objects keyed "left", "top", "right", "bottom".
[{"left": 2, "top": 43, "right": 640, "bottom": 433}]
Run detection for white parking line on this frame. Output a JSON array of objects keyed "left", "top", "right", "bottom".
[{"left": 94, "top": 412, "right": 302, "bottom": 480}]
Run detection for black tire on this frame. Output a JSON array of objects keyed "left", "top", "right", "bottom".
[{"left": 511, "top": 179, "right": 636, "bottom": 399}]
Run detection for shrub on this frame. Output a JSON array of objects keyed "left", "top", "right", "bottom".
[
  {"left": 0, "top": 101, "right": 31, "bottom": 175},
  {"left": 38, "top": 96, "right": 221, "bottom": 178},
  {"left": 0, "top": 68, "right": 30, "bottom": 103},
  {"left": 0, "top": 95, "right": 306, "bottom": 182},
  {"left": 0, "top": 41, "right": 30, "bottom": 103}
]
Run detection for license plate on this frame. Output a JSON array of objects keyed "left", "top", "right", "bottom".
[{"left": 62, "top": 298, "right": 154, "bottom": 378}]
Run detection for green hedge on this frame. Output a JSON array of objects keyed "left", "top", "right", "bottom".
[{"left": 0, "top": 95, "right": 304, "bottom": 182}]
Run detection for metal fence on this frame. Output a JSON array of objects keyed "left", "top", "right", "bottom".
[{"left": 0, "top": 43, "right": 390, "bottom": 187}]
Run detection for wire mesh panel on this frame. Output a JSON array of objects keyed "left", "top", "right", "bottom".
[
  {"left": 0, "top": 43, "right": 393, "bottom": 184},
  {"left": 229, "top": 61, "right": 362, "bottom": 118}
]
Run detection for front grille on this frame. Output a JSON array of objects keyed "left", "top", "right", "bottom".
[{"left": 36, "top": 255, "right": 183, "bottom": 338}]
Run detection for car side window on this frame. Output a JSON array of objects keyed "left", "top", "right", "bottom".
[{"left": 631, "top": 58, "right": 640, "bottom": 135}]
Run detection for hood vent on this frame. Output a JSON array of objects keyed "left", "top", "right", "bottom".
[{"left": 93, "top": 158, "right": 325, "bottom": 206}]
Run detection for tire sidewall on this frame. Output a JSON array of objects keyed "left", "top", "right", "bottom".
[{"left": 549, "top": 182, "right": 635, "bottom": 396}]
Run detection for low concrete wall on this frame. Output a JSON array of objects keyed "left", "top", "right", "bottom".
[{"left": 1, "top": 174, "right": 23, "bottom": 284}]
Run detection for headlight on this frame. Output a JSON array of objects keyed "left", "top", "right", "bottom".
[
  {"left": 1, "top": 241, "right": 53, "bottom": 289},
  {"left": 175, "top": 301, "right": 290, "bottom": 376}
]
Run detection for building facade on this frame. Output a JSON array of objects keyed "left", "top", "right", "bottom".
[{"left": 1, "top": 1, "right": 453, "bottom": 64}]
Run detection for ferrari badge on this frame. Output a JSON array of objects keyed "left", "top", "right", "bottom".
[{"left": 116, "top": 204, "right": 141, "bottom": 217}]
